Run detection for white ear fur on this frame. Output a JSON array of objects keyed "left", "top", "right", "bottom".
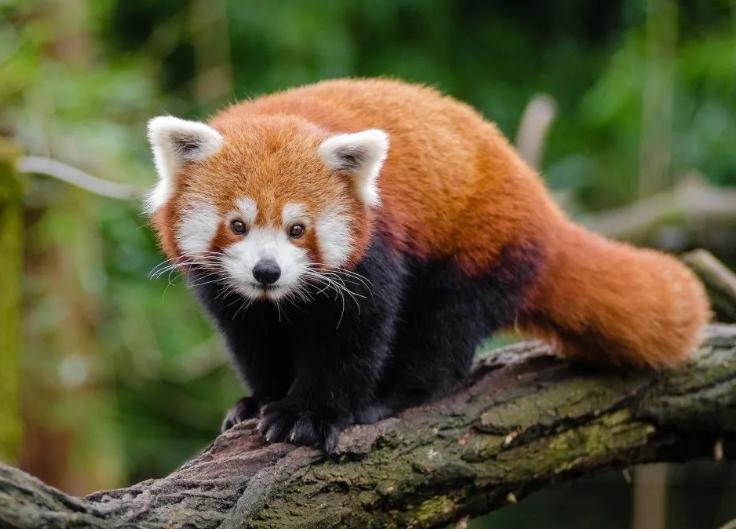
[
  {"left": 318, "top": 129, "right": 389, "bottom": 207},
  {"left": 145, "top": 116, "right": 224, "bottom": 213}
]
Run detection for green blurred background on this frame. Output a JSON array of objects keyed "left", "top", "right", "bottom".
[{"left": 1, "top": 1, "right": 735, "bottom": 527}]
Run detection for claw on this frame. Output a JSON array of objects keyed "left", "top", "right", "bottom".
[
  {"left": 254, "top": 399, "right": 352, "bottom": 452},
  {"left": 221, "top": 395, "right": 269, "bottom": 433}
]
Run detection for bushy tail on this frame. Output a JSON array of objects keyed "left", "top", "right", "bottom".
[{"left": 524, "top": 222, "right": 710, "bottom": 368}]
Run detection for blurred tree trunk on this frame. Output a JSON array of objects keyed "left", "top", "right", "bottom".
[
  {"left": 0, "top": 140, "right": 23, "bottom": 464},
  {"left": 632, "top": 465, "right": 668, "bottom": 529},
  {"left": 190, "top": 0, "right": 233, "bottom": 108},
  {"left": 638, "top": 0, "right": 677, "bottom": 197}
]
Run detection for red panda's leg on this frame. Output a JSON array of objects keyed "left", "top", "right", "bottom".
[
  {"left": 257, "top": 236, "right": 406, "bottom": 453},
  {"left": 373, "top": 245, "right": 542, "bottom": 417},
  {"left": 190, "top": 268, "right": 295, "bottom": 430},
  {"left": 374, "top": 285, "right": 483, "bottom": 415},
  {"left": 257, "top": 291, "right": 401, "bottom": 452}
]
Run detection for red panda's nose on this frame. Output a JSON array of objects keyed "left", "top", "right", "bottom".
[{"left": 253, "top": 259, "right": 281, "bottom": 285}]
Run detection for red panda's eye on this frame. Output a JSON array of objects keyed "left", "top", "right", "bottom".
[
  {"left": 288, "top": 223, "right": 305, "bottom": 239},
  {"left": 230, "top": 219, "right": 248, "bottom": 235}
]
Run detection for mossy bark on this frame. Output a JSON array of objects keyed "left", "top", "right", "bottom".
[
  {"left": 0, "top": 140, "right": 23, "bottom": 464},
  {"left": 1, "top": 325, "right": 736, "bottom": 528}
]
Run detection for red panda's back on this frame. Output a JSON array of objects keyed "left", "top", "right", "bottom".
[{"left": 215, "top": 79, "right": 561, "bottom": 271}]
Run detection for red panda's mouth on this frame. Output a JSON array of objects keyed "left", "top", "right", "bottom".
[
  {"left": 248, "top": 282, "right": 279, "bottom": 291},
  {"left": 236, "top": 281, "right": 291, "bottom": 301}
]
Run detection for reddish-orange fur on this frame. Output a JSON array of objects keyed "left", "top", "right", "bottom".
[{"left": 155, "top": 78, "right": 710, "bottom": 368}]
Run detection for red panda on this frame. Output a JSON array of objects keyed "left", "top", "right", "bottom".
[{"left": 146, "top": 78, "right": 709, "bottom": 452}]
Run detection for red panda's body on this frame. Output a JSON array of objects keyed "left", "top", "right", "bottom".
[{"left": 147, "top": 79, "right": 709, "bottom": 452}]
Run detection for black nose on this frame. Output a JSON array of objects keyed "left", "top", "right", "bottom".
[{"left": 252, "top": 259, "right": 281, "bottom": 285}]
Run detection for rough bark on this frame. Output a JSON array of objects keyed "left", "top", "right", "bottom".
[{"left": 1, "top": 324, "right": 735, "bottom": 529}]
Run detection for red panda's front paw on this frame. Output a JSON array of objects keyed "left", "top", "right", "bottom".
[
  {"left": 257, "top": 399, "right": 353, "bottom": 454},
  {"left": 221, "top": 395, "right": 267, "bottom": 432}
]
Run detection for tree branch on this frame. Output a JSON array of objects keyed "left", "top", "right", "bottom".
[
  {"left": 581, "top": 177, "right": 736, "bottom": 256},
  {"left": 16, "top": 156, "right": 143, "bottom": 200},
  {"left": 2, "top": 324, "right": 736, "bottom": 528},
  {"left": 515, "top": 93, "right": 557, "bottom": 168},
  {"left": 683, "top": 249, "right": 736, "bottom": 322}
]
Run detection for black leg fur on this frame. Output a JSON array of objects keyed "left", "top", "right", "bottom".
[
  {"left": 372, "top": 243, "right": 543, "bottom": 417},
  {"left": 257, "top": 236, "right": 405, "bottom": 452},
  {"left": 190, "top": 237, "right": 540, "bottom": 452},
  {"left": 193, "top": 235, "right": 405, "bottom": 452},
  {"left": 195, "top": 275, "right": 301, "bottom": 392}
]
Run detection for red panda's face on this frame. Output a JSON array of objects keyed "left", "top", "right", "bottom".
[{"left": 146, "top": 115, "right": 388, "bottom": 302}]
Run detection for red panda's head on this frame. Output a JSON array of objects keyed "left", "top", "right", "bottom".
[{"left": 146, "top": 114, "right": 389, "bottom": 302}]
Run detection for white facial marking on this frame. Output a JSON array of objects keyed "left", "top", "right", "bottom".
[
  {"left": 318, "top": 129, "right": 389, "bottom": 207},
  {"left": 316, "top": 205, "right": 353, "bottom": 267},
  {"left": 232, "top": 197, "right": 258, "bottom": 225},
  {"left": 176, "top": 199, "right": 219, "bottom": 256},
  {"left": 282, "top": 202, "right": 307, "bottom": 226},
  {"left": 146, "top": 116, "right": 223, "bottom": 214},
  {"left": 222, "top": 227, "right": 308, "bottom": 300}
]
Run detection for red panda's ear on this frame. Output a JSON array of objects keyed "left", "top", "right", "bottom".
[
  {"left": 318, "top": 129, "right": 389, "bottom": 207},
  {"left": 145, "top": 116, "right": 223, "bottom": 213}
]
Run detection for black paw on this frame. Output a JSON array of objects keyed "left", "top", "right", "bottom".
[
  {"left": 354, "top": 403, "right": 392, "bottom": 424},
  {"left": 221, "top": 395, "right": 265, "bottom": 432},
  {"left": 257, "top": 399, "right": 353, "bottom": 454}
]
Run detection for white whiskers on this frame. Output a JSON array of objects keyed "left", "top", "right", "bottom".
[
  {"left": 149, "top": 253, "right": 373, "bottom": 327},
  {"left": 294, "top": 264, "right": 373, "bottom": 328}
]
